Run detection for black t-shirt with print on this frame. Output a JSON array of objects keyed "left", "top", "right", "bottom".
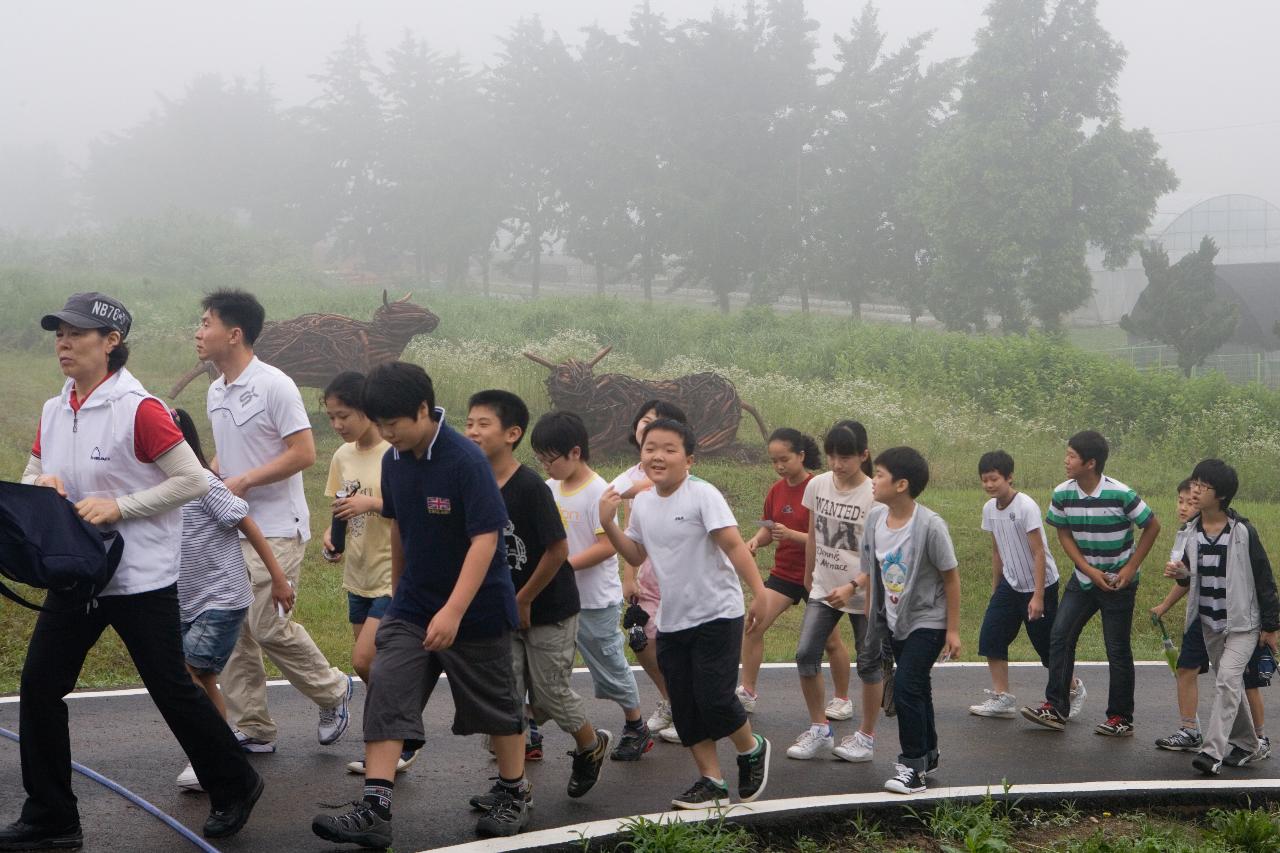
[{"left": 501, "top": 464, "right": 579, "bottom": 625}]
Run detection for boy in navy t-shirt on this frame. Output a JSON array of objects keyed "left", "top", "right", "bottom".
[{"left": 312, "top": 363, "right": 530, "bottom": 848}]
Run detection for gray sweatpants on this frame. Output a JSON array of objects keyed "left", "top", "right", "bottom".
[{"left": 1202, "top": 621, "right": 1260, "bottom": 762}]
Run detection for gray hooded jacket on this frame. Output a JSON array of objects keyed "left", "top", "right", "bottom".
[{"left": 864, "top": 502, "right": 958, "bottom": 644}]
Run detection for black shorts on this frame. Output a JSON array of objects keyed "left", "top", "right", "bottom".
[
  {"left": 764, "top": 574, "right": 806, "bottom": 605},
  {"left": 1179, "top": 620, "right": 1271, "bottom": 689},
  {"left": 656, "top": 616, "right": 748, "bottom": 746},
  {"left": 363, "top": 617, "right": 524, "bottom": 751}
]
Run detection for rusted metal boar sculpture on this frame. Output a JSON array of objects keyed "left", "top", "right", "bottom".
[
  {"left": 523, "top": 346, "right": 768, "bottom": 457},
  {"left": 169, "top": 291, "right": 439, "bottom": 398}
]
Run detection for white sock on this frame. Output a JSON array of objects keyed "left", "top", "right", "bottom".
[{"left": 810, "top": 724, "right": 831, "bottom": 738}]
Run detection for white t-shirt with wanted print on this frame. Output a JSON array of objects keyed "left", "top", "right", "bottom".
[
  {"left": 625, "top": 475, "right": 744, "bottom": 633},
  {"left": 981, "top": 491, "right": 1059, "bottom": 594},
  {"left": 802, "top": 472, "right": 874, "bottom": 613},
  {"left": 207, "top": 357, "right": 313, "bottom": 541},
  {"left": 548, "top": 473, "right": 622, "bottom": 609}
]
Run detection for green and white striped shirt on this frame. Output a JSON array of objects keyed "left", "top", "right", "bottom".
[{"left": 1045, "top": 476, "right": 1154, "bottom": 587}]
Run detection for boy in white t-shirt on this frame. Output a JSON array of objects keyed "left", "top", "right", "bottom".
[
  {"left": 599, "top": 418, "right": 772, "bottom": 808},
  {"left": 531, "top": 411, "right": 651, "bottom": 761},
  {"left": 969, "top": 450, "right": 1074, "bottom": 720}
]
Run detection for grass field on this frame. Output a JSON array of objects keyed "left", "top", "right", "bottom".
[{"left": 1, "top": 278, "right": 1276, "bottom": 694}]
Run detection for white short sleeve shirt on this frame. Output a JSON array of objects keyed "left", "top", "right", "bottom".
[
  {"left": 207, "top": 357, "right": 313, "bottom": 541},
  {"left": 981, "top": 491, "right": 1059, "bottom": 593},
  {"left": 548, "top": 474, "right": 621, "bottom": 609},
  {"left": 624, "top": 475, "right": 744, "bottom": 633}
]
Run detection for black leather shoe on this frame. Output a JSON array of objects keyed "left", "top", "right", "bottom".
[
  {"left": 0, "top": 820, "right": 83, "bottom": 851},
  {"left": 203, "top": 772, "right": 264, "bottom": 839}
]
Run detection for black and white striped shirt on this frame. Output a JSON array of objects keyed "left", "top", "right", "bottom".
[
  {"left": 178, "top": 471, "right": 255, "bottom": 623},
  {"left": 1193, "top": 522, "right": 1229, "bottom": 633}
]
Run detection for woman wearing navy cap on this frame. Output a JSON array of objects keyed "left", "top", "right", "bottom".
[{"left": 0, "top": 293, "right": 264, "bottom": 850}]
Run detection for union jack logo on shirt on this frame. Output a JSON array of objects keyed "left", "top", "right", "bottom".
[{"left": 426, "top": 496, "right": 452, "bottom": 515}]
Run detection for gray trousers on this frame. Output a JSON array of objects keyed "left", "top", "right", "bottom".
[{"left": 1202, "top": 620, "right": 1260, "bottom": 762}]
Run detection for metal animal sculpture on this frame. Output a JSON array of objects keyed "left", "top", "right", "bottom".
[
  {"left": 522, "top": 346, "right": 768, "bottom": 457},
  {"left": 169, "top": 291, "right": 440, "bottom": 398}
]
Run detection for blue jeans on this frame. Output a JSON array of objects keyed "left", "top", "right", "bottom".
[
  {"left": 890, "top": 627, "right": 946, "bottom": 772},
  {"left": 1045, "top": 574, "right": 1137, "bottom": 720}
]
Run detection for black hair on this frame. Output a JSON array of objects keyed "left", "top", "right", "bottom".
[
  {"left": 468, "top": 390, "right": 531, "bottom": 450},
  {"left": 362, "top": 361, "right": 438, "bottom": 422},
  {"left": 823, "top": 419, "right": 873, "bottom": 476},
  {"left": 1190, "top": 458, "right": 1238, "bottom": 510},
  {"left": 628, "top": 399, "right": 690, "bottom": 448},
  {"left": 1177, "top": 477, "right": 1193, "bottom": 494},
  {"left": 978, "top": 450, "right": 1015, "bottom": 479},
  {"left": 201, "top": 289, "right": 266, "bottom": 346},
  {"left": 530, "top": 410, "right": 590, "bottom": 462},
  {"left": 103, "top": 332, "right": 129, "bottom": 372},
  {"left": 173, "top": 408, "right": 211, "bottom": 471},
  {"left": 643, "top": 417, "right": 697, "bottom": 455},
  {"left": 874, "top": 446, "right": 930, "bottom": 499},
  {"left": 1067, "top": 430, "right": 1109, "bottom": 475},
  {"left": 769, "top": 427, "right": 821, "bottom": 471},
  {"left": 322, "top": 371, "right": 366, "bottom": 412}
]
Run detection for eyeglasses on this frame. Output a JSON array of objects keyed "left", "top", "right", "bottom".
[
  {"left": 534, "top": 452, "right": 562, "bottom": 467},
  {"left": 1189, "top": 481, "right": 1215, "bottom": 493}
]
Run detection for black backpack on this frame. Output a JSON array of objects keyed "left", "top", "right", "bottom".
[{"left": 0, "top": 480, "right": 124, "bottom": 612}]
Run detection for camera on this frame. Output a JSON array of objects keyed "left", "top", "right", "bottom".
[{"left": 623, "top": 600, "right": 649, "bottom": 653}]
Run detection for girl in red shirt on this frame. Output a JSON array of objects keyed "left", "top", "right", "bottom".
[{"left": 737, "top": 429, "right": 853, "bottom": 715}]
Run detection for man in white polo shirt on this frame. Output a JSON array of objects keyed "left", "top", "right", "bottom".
[{"left": 196, "top": 289, "right": 352, "bottom": 753}]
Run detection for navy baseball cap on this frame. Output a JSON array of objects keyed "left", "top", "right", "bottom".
[{"left": 40, "top": 292, "right": 132, "bottom": 339}]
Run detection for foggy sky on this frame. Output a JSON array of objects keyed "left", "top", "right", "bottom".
[{"left": 4, "top": 0, "right": 1278, "bottom": 214}]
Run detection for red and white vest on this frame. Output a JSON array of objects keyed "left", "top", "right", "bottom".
[{"left": 38, "top": 369, "right": 179, "bottom": 596}]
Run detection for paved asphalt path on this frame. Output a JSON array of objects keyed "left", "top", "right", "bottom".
[{"left": 2, "top": 662, "right": 1277, "bottom": 852}]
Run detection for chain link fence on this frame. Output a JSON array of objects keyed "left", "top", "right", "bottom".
[{"left": 1097, "top": 344, "right": 1280, "bottom": 388}]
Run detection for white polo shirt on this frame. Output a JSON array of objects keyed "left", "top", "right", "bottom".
[{"left": 207, "top": 356, "right": 312, "bottom": 541}]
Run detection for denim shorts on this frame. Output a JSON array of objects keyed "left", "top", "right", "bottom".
[
  {"left": 182, "top": 607, "right": 248, "bottom": 674},
  {"left": 348, "top": 592, "right": 392, "bottom": 625}
]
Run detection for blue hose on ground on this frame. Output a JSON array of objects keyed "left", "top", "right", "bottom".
[{"left": 0, "top": 725, "right": 221, "bottom": 853}]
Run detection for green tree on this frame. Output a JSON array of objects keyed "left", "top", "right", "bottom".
[
  {"left": 490, "top": 16, "right": 575, "bottom": 298},
  {"left": 915, "top": 0, "right": 1177, "bottom": 332},
  {"left": 1121, "top": 237, "right": 1237, "bottom": 377}
]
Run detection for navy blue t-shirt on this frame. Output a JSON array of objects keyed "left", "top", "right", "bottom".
[{"left": 381, "top": 413, "right": 517, "bottom": 638}]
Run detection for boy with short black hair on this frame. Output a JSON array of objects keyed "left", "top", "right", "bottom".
[
  {"left": 969, "top": 450, "right": 1065, "bottom": 718},
  {"left": 530, "top": 411, "right": 652, "bottom": 761},
  {"left": 465, "top": 390, "right": 612, "bottom": 801},
  {"left": 312, "top": 363, "right": 531, "bottom": 848},
  {"left": 864, "top": 446, "right": 961, "bottom": 795},
  {"left": 1168, "top": 460, "right": 1280, "bottom": 775},
  {"left": 1153, "top": 478, "right": 1273, "bottom": 758},
  {"left": 599, "top": 418, "right": 772, "bottom": 808},
  {"left": 1021, "top": 430, "right": 1160, "bottom": 737}
]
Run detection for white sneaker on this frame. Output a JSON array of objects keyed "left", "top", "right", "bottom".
[
  {"left": 646, "top": 699, "right": 673, "bottom": 732},
  {"left": 659, "top": 725, "right": 681, "bottom": 744},
  {"left": 346, "top": 748, "right": 421, "bottom": 775},
  {"left": 969, "top": 690, "right": 1017, "bottom": 719},
  {"left": 832, "top": 730, "right": 874, "bottom": 763},
  {"left": 175, "top": 763, "right": 203, "bottom": 792},
  {"left": 786, "top": 727, "right": 835, "bottom": 759},
  {"left": 824, "top": 696, "right": 854, "bottom": 721},
  {"left": 1069, "top": 678, "right": 1087, "bottom": 719},
  {"left": 233, "top": 728, "right": 277, "bottom": 753},
  {"left": 735, "top": 685, "right": 757, "bottom": 714},
  {"left": 318, "top": 675, "right": 353, "bottom": 745}
]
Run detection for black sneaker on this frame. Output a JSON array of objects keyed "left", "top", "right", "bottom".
[
  {"left": 1020, "top": 702, "right": 1066, "bottom": 731},
  {"left": 1224, "top": 744, "right": 1257, "bottom": 767},
  {"left": 475, "top": 789, "right": 532, "bottom": 838},
  {"left": 671, "top": 777, "right": 729, "bottom": 810},
  {"left": 884, "top": 763, "right": 926, "bottom": 794},
  {"left": 568, "top": 729, "right": 611, "bottom": 798},
  {"left": 1094, "top": 715, "right": 1134, "bottom": 737},
  {"left": 0, "top": 820, "right": 83, "bottom": 851},
  {"left": 611, "top": 724, "right": 653, "bottom": 761},
  {"left": 1192, "top": 751, "right": 1223, "bottom": 776},
  {"left": 470, "top": 778, "right": 533, "bottom": 812},
  {"left": 204, "top": 771, "right": 264, "bottom": 839},
  {"left": 312, "top": 801, "right": 392, "bottom": 849},
  {"left": 736, "top": 735, "right": 771, "bottom": 802}
]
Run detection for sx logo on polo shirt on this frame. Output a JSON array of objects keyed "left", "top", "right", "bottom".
[
  {"left": 239, "top": 387, "right": 260, "bottom": 407},
  {"left": 427, "top": 496, "right": 452, "bottom": 515}
]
